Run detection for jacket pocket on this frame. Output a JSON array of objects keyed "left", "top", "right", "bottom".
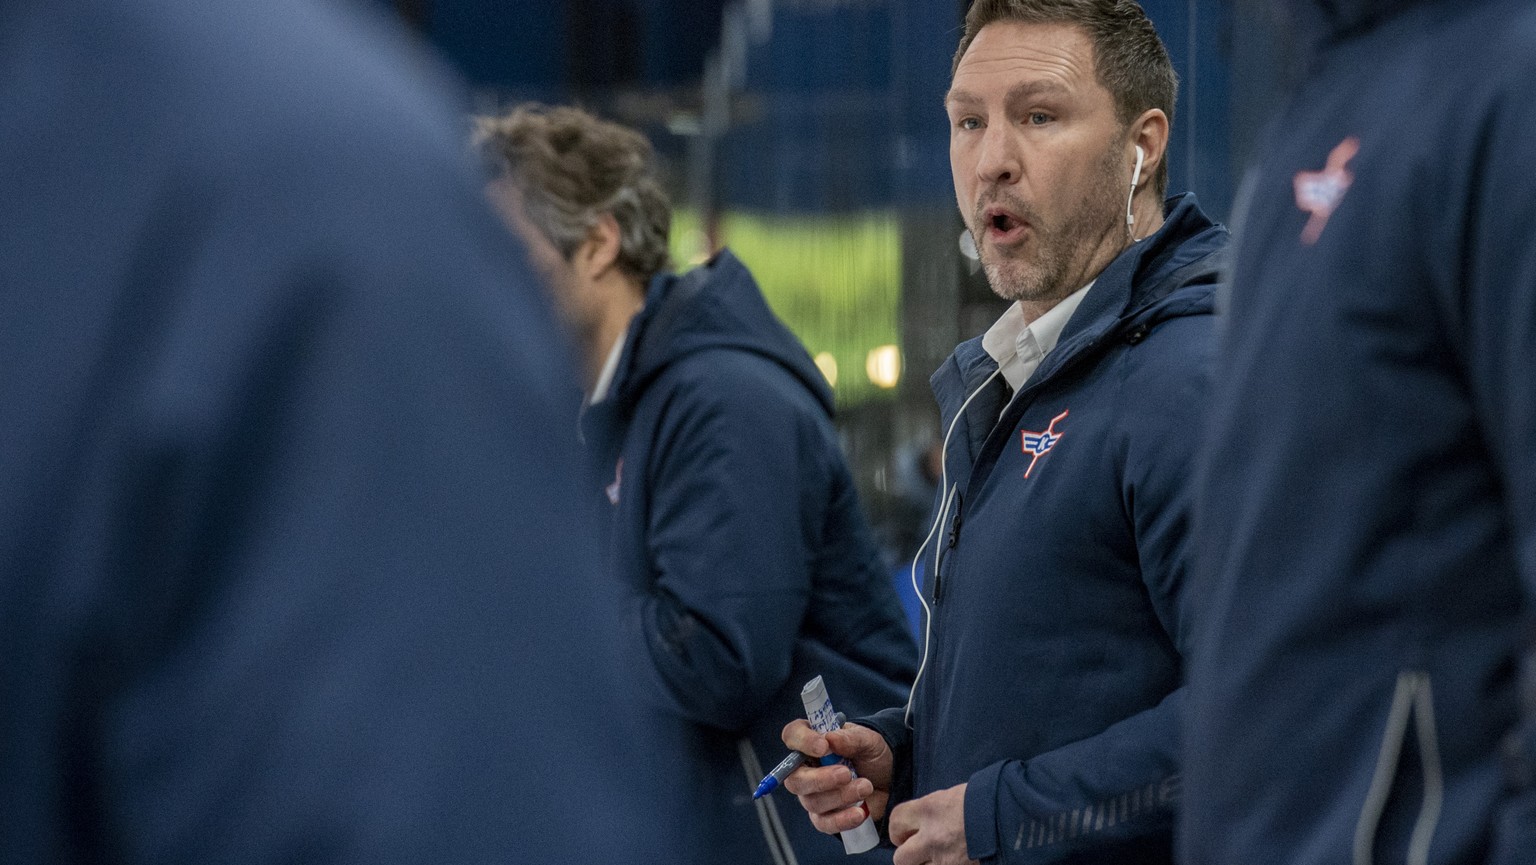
[{"left": 1352, "top": 670, "right": 1444, "bottom": 865}]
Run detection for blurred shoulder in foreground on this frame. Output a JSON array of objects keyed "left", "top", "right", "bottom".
[{"left": 0, "top": 0, "right": 671, "bottom": 861}]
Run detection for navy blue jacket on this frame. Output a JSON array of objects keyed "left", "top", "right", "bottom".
[
  {"left": 581, "top": 250, "right": 918, "bottom": 865},
  {"left": 0, "top": 0, "right": 676, "bottom": 861},
  {"left": 1185, "top": 1, "right": 1536, "bottom": 864},
  {"left": 860, "top": 195, "right": 1227, "bottom": 864}
]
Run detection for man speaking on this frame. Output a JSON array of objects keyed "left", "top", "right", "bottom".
[{"left": 782, "top": 2, "right": 1227, "bottom": 863}]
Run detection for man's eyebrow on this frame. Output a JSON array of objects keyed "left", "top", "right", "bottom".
[
  {"left": 944, "top": 79, "right": 1071, "bottom": 110},
  {"left": 944, "top": 89, "right": 982, "bottom": 109},
  {"left": 1005, "top": 79, "right": 1070, "bottom": 103}
]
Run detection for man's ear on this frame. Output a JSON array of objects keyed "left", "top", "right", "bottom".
[
  {"left": 1128, "top": 108, "right": 1169, "bottom": 190},
  {"left": 575, "top": 212, "right": 623, "bottom": 280}
]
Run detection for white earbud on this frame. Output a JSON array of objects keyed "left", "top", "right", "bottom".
[
  {"left": 958, "top": 228, "right": 978, "bottom": 261},
  {"left": 903, "top": 366, "right": 1003, "bottom": 729},
  {"left": 1126, "top": 145, "right": 1145, "bottom": 234}
]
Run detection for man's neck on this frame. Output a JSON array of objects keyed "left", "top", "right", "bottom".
[{"left": 582, "top": 274, "right": 646, "bottom": 394}]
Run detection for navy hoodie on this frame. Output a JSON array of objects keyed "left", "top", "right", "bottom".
[
  {"left": 859, "top": 194, "right": 1228, "bottom": 864},
  {"left": 1185, "top": 1, "right": 1536, "bottom": 863},
  {"left": 0, "top": 0, "right": 675, "bottom": 861},
  {"left": 580, "top": 250, "right": 919, "bottom": 865}
]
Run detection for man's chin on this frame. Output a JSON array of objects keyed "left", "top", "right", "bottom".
[{"left": 981, "top": 261, "right": 1051, "bottom": 303}]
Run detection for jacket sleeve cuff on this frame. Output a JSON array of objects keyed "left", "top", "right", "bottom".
[{"left": 965, "top": 760, "right": 1010, "bottom": 862}]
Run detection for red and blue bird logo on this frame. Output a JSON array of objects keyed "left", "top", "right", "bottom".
[{"left": 1020, "top": 409, "right": 1069, "bottom": 478}]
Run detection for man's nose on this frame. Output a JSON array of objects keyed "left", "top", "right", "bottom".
[{"left": 975, "top": 125, "right": 1022, "bottom": 185}]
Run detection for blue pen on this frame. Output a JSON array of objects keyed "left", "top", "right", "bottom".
[
  {"left": 752, "top": 751, "right": 807, "bottom": 799},
  {"left": 752, "top": 712, "right": 844, "bottom": 799}
]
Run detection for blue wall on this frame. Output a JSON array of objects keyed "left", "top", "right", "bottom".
[
  {"left": 635, "top": 0, "right": 729, "bottom": 84},
  {"left": 714, "top": 0, "right": 951, "bottom": 212},
  {"left": 717, "top": 0, "right": 1232, "bottom": 218},
  {"left": 416, "top": 1, "right": 568, "bottom": 98},
  {"left": 1142, "top": 0, "right": 1233, "bottom": 219},
  {"left": 405, "top": 0, "right": 1236, "bottom": 220}
]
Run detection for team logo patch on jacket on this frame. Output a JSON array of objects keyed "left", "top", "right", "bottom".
[
  {"left": 1020, "top": 409, "right": 1069, "bottom": 478},
  {"left": 1293, "top": 137, "right": 1359, "bottom": 245}
]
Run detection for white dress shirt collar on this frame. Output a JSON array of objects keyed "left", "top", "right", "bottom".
[
  {"left": 588, "top": 330, "right": 628, "bottom": 406},
  {"left": 981, "top": 281, "right": 1095, "bottom": 393}
]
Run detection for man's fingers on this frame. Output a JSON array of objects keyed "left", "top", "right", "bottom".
[
  {"left": 824, "top": 723, "right": 884, "bottom": 761},
  {"left": 891, "top": 835, "right": 927, "bottom": 865},
  {"left": 864, "top": 790, "right": 889, "bottom": 824},
  {"left": 822, "top": 723, "right": 894, "bottom": 787},
  {"left": 887, "top": 785, "right": 973, "bottom": 865},
  {"left": 792, "top": 774, "right": 874, "bottom": 815},
  {"left": 887, "top": 799, "right": 918, "bottom": 846},
  {"left": 810, "top": 803, "right": 875, "bottom": 835},
  {"left": 783, "top": 718, "right": 894, "bottom": 838},
  {"left": 780, "top": 719, "right": 829, "bottom": 758},
  {"left": 782, "top": 763, "right": 851, "bottom": 797}
]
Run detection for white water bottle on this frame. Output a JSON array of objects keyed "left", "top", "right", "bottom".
[{"left": 800, "top": 676, "right": 881, "bottom": 854}]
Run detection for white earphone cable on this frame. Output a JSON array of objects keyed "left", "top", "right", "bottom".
[{"left": 903, "top": 366, "right": 1003, "bottom": 728}]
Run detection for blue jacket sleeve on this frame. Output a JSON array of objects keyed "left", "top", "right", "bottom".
[
  {"left": 1463, "top": 84, "right": 1536, "bottom": 630},
  {"left": 630, "top": 354, "right": 825, "bottom": 731},
  {"left": 963, "top": 312, "right": 1211, "bottom": 864},
  {"left": 1461, "top": 77, "right": 1536, "bottom": 861},
  {"left": 963, "top": 692, "right": 1183, "bottom": 863}
]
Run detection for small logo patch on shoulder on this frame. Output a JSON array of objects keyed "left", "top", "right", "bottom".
[
  {"left": 1293, "top": 136, "right": 1359, "bottom": 246},
  {"left": 1020, "top": 409, "right": 1069, "bottom": 479}
]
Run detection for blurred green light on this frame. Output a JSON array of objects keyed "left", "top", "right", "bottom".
[{"left": 671, "top": 209, "right": 901, "bottom": 406}]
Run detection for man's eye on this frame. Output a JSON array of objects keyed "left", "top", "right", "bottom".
[
  {"left": 1028, "top": 112, "right": 1052, "bottom": 125},
  {"left": 958, "top": 117, "right": 981, "bottom": 131}
]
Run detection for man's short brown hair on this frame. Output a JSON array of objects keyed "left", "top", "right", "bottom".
[
  {"left": 473, "top": 104, "right": 671, "bottom": 283},
  {"left": 954, "top": 0, "right": 1177, "bottom": 194}
]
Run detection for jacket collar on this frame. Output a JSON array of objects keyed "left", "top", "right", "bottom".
[
  {"left": 938, "top": 193, "right": 1220, "bottom": 403},
  {"left": 579, "top": 247, "right": 836, "bottom": 462},
  {"left": 931, "top": 192, "right": 1226, "bottom": 473}
]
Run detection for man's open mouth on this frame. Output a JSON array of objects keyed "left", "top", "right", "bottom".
[{"left": 983, "top": 206, "right": 1027, "bottom": 243}]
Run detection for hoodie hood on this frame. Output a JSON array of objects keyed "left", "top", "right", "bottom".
[
  {"left": 610, "top": 248, "right": 834, "bottom": 418},
  {"left": 1059, "top": 191, "right": 1226, "bottom": 338}
]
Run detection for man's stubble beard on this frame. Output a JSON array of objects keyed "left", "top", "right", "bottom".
[{"left": 977, "top": 142, "right": 1127, "bottom": 305}]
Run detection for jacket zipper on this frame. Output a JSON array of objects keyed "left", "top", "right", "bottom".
[{"left": 934, "top": 493, "right": 963, "bottom": 604}]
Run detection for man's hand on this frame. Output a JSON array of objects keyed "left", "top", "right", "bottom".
[
  {"left": 780, "top": 719, "right": 893, "bottom": 834},
  {"left": 888, "top": 783, "right": 976, "bottom": 865}
]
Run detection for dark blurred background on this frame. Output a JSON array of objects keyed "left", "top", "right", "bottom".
[{"left": 375, "top": 0, "right": 1288, "bottom": 593}]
